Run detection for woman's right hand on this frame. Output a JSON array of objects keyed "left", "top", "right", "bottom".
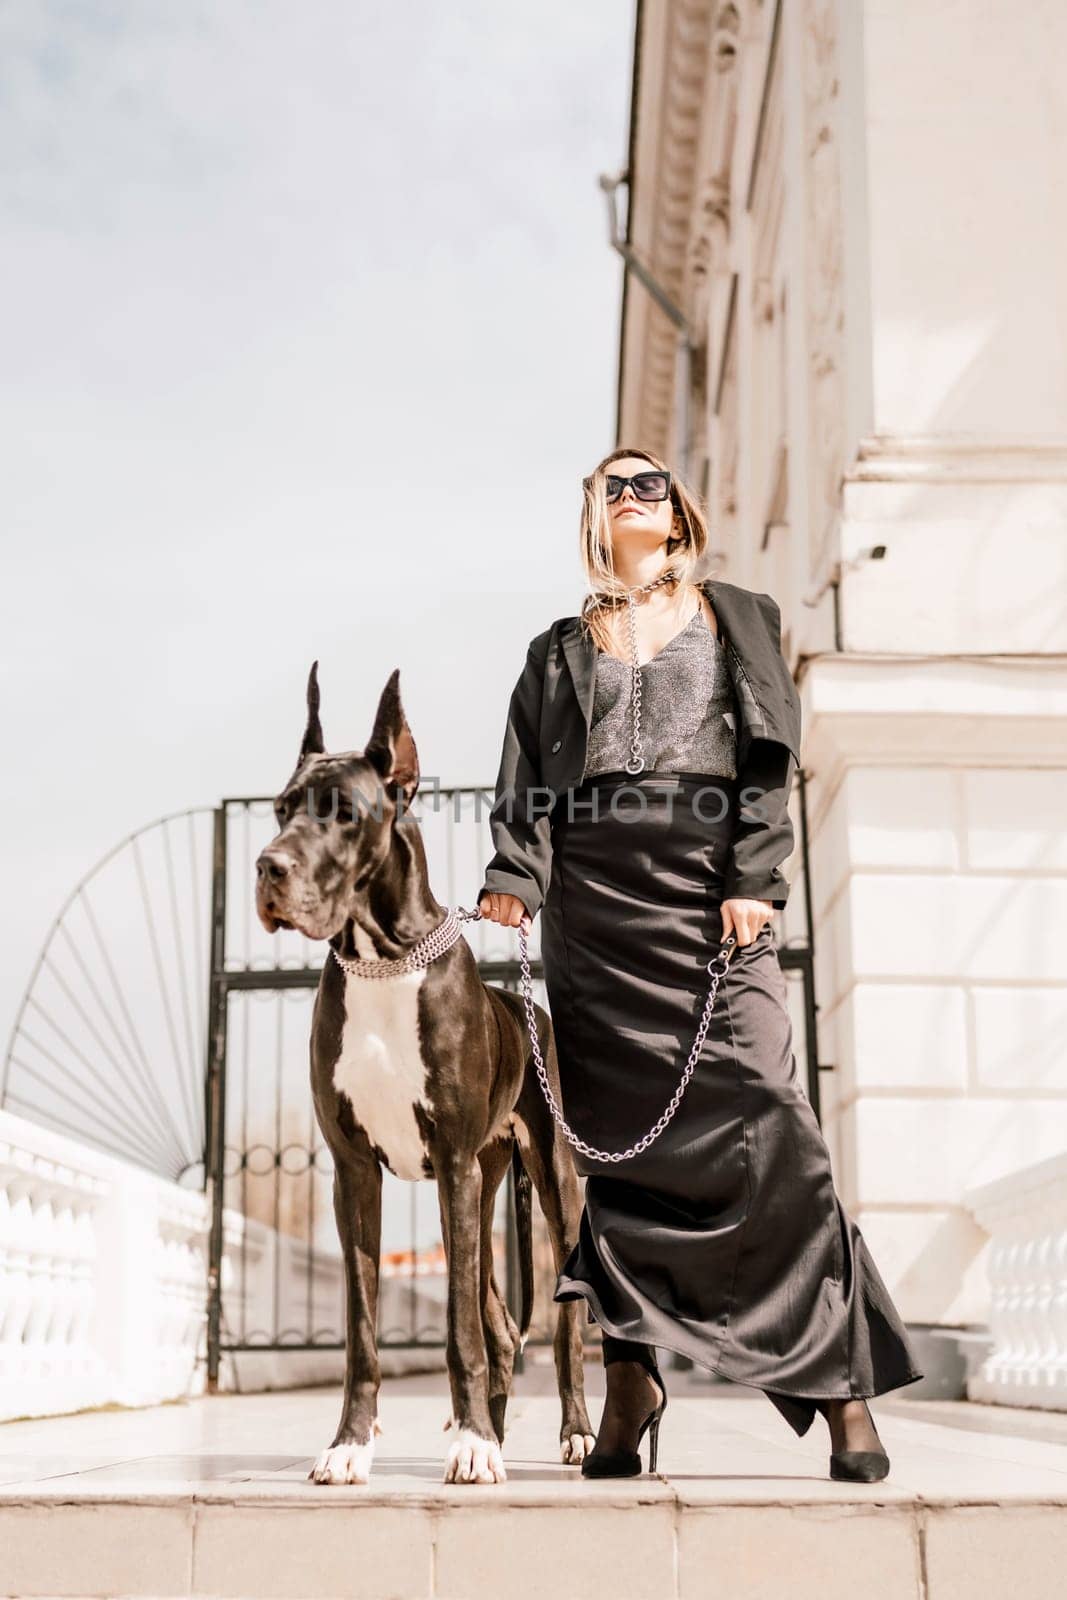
[{"left": 477, "top": 892, "right": 532, "bottom": 933}]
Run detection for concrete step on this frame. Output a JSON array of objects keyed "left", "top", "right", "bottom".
[{"left": 0, "top": 1368, "right": 1065, "bottom": 1598}]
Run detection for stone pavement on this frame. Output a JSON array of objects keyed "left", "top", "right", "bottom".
[{"left": 0, "top": 1356, "right": 1065, "bottom": 1598}]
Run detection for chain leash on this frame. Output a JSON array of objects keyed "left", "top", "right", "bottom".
[
  {"left": 331, "top": 900, "right": 738, "bottom": 1165},
  {"left": 515, "top": 917, "right": 736, "bottom": 1163}
]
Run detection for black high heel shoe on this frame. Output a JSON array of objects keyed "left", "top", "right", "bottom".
[
  {"left": 581, "top": 1335, "right": 668, "bottom": 1479},
  {"left": 819, "top": 1398, "right": 891, "bottom": 1482}
]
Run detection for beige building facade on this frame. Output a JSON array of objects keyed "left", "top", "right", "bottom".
[{"left": 616, "top": 0, "right": 1067, "bottom": 1380}]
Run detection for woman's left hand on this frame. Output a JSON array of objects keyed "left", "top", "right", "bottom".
[{"left": 721, "top": 897, "right": 774, "bottom": 948}]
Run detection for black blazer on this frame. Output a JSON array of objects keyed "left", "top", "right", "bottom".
[{"left": 478, "top": 577, "right": 803, "bottom": 920}]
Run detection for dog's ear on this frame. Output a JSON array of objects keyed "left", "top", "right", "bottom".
[
  {"left": 364, "top": 669, "right": 419, "bottom": 806},
  {"left": 297, "top": 660, "right": 326, "bottom": 768}
]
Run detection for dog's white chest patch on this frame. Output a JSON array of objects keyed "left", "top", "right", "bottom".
[{"left": 333, "top": 960, "right": 433, "bottom": 1181}]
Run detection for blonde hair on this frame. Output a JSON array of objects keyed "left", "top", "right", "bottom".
[{"left": 577, "top": 446, "right": 714, "bottom": 653}]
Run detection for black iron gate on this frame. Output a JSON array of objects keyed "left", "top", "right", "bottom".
[{"left": 203, "top": 773, "right": 824, "bottom": 1389}]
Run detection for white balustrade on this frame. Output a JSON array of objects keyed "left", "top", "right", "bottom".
[
  {"left": 0, "top": 1109, "right": 345, "bottom": 1420},
  {"left": 964, "top": 1152, "right": 1067, "bottom": 1411},
  {"left": 0, "top": 1118, "right": 110, "bottom": 1420}
]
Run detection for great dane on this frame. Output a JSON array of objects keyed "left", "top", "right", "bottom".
[{"left": 254, "top": 663, "right": 595, "bottom": 1485}]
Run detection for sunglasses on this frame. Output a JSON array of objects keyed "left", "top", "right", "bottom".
[{"left": 604, "top": 470, "right": 672, "bottom": 503}]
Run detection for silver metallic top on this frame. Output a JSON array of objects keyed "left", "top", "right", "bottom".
[{"left": 581, "top": 605, "right": 738, "bottom": 781}]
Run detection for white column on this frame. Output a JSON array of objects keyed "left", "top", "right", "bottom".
[{"left": 789, "top": 0, "right": 1067, "bottom": 1328}]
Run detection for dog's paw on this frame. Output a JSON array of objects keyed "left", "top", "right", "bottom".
[
  {"left": 309, "top": 1436, "right": 377, "bottom": 1485},
  {"left": 560, "top": 1430, "right": 598, "bottom": 1465},
  {"left": 442, "top": 1425, "right": 507, "bottom": 1484}
]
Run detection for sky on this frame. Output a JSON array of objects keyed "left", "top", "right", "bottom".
[{"left": 0, "top": 0, "right": 635, "bottom": 1115}]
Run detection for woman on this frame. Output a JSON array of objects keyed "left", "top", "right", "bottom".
[{"left": 477, "top": 447, "right": 922, "bottom": 1480}]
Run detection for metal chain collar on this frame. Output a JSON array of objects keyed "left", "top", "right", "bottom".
[{"left": 329, "top": 905, "right": 483, "bottom": 980}]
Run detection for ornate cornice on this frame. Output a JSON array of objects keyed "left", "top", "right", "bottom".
[{"left": 621, "top": 0, "right": 721, "bottom": 454}]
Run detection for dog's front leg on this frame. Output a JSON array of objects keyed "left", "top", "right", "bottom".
[
  {"left": 438, "top": 1153, "right": 507, "bottom": 1484},
  {"left": 310, "top": 1151, "right": 383, "bottom": 1485}
]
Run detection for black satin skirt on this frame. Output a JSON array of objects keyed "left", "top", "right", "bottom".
[{"left": 541, "top": 770, "right": 923, "bottom": 1435}]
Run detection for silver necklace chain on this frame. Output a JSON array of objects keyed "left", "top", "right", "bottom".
[{"left": 617, "top": 567, "right": 693, "bottom": 775}]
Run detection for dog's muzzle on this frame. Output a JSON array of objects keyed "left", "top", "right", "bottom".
[{"left": 255, "top": 847, "right": 299, "bottom": 932}]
